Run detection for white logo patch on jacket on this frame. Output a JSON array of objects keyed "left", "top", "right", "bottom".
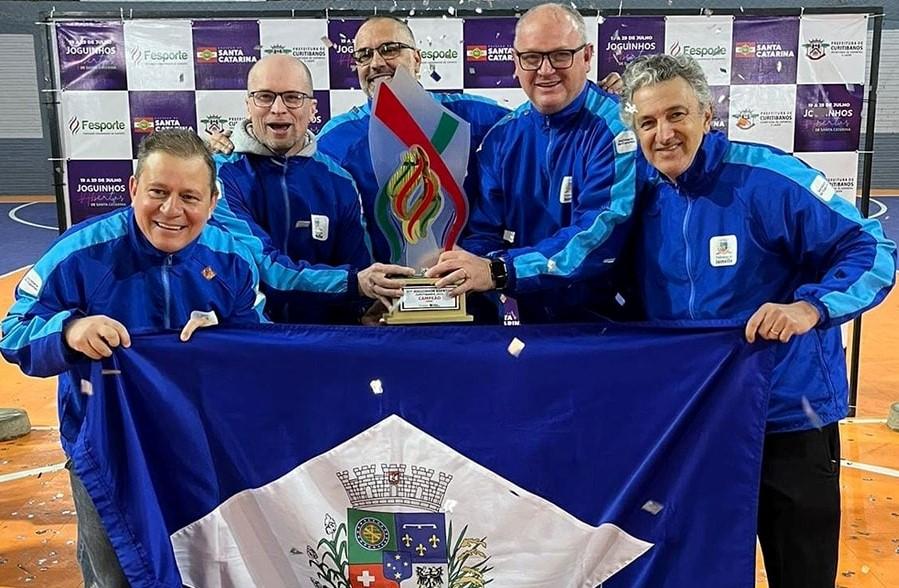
[
  {"left": 310, "top": 214, "right": 329, "bottom": 241},
  {"left": 810, "top": 175, "right": 836, "bottom": 202},
  {"left": 614, "top": 130, "right": 638, "bottom": 154},
  {"left": 559, "top": 176, "right": 573, "bottom": 204},
  {"left": 709, "top": 235, "right": 738, "bottom": 267},
  {"left": 19, "top": 268, "right": 43, "bottom": 297}
]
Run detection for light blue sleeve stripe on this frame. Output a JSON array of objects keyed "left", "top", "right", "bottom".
[
  {"left": 214, "top": 183, "right": 349, "bottom": 294},
  {"left": 312, "top": 151, "right": 356, "bottom": 183},
  {"left": 28, "top": 211, "right": 129, "bottom": 288},
  {"left": 514, "top": 90, "right": 637, "bottom": 280},
  {"left": 198, "top": 224, "right": 263, "bottom": 289},
  {"left": 0, "top": 306, "right": 72, "bottom": 354},
  {"left": 724, "top": 143, "right": 897, "bottom": 320}
]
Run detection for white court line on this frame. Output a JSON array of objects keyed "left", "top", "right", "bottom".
[
  {"left": 0, "top": 265, "right": 30, "bottom": 280},
  {"left": 30, "top": 425, "right": 59, "bottom": 432},
  {"left": 867, "top": 197, "right": 887, "bottom": 220},
  {"left": 841, "top": 459, "right": 899, "bottom": 479},
  {"left": 9, "top": 201, "right": 58, "bottom": 231},
  {"left": 841, "top": 418, "right": 888, "bottom": 425},
  {"left": 0, "top": 461, "right": 67, "bottom": 484}
]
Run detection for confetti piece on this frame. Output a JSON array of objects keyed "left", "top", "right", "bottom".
[
  {"left": 469, "top": 67, "right": 476, "bottom": 74},
  {"left": 430, "top": 70, "right": 442, "bottom": 82},
  {"left": 503, "top": 229, "right": 516, "bottom": 243},
  {"left": 861, "top": 565, "right": 870, "bottom": 574},
  {"left": 642, "top": 500, "right": 664, "bottom": 515},
  {"left": 80, "top": 379, "right": 93, "bottom": 396},
  {"left": 320, "top": 36, "right": 334, "bottom": 48},
  {"left": 718, "top": 94, "right": 726, "bottom": 104},
  {"left": 507, "top": 337, "right": 525, "bottom": 357},
  {"left": 410, "top": 8, "right": 416, "bottom": 16},
  {"left": 546, "top": 259, "right": 557, "bottom": 271},
  {"left": 703, "top": 8, "right": 714, "bottom": 16},
  {"left": 776, "top": 61, "right": 783, "bottom": 72},
  {"left": 448, "top": 6, "right": 456, "bottom": 15},
  {"left": 476, "top": 7, "right": 483, "bottom": 14},
  {"left": 624, "top": 102, "right": 638, "bottom": 114},
  {"left": 370, "top": 379, "right": 384, "bottom": 395},
  {"left": 615, "top": 293, "right": 626, "bottom": 306}
]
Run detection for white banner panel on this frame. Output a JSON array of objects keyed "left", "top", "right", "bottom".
[
  {"left": 123, "top": 20, "right": 195, "bottom": 90},
  {"left": 797, "top": 15, "right": 867, "bottom": 85},
  {"left": 194, "top": 90, "right": 247, "bottom": 136},
  {"left": 795, "top": 151, "right": 860, "bottom": 203},
  {"left": 465, "top": 87, "right": 528, "bottom": 111},
  {"left": 328, "top": 89, "right": 368, "bottom": 117},
  {"left": 259, "top": 20, "right": 330, "bottom": 91},
  {"left": 728, "top": 84, "right": 798, "bottom": 152},
  {"left": 409, "top": 18, "right": 464, "bottom": 90},
  {"left": 61, "top": 90, "right": 132, "bottom": 159},
  {"left": 664, "top": 15, "right": 734, "bottom": 86}
]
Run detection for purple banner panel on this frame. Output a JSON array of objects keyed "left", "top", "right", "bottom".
[
  {"left": 310, "top": 90, "right": 330, "bottom": 135},
  {"left": 67, "top": 160, "right": 132, "bottom": 224},
  {"left": 732, "top": 17, "right": 799, "bottom": 85},
  {"left": 597, "top": 17, "right": 665, "bottom": 77},
  {"left": 794, "top": 84, "right": 863, "bottom": 152},
  {"left": 328, "top": 20, "right": 363, "bottom": 90},
  {"left": 463, "top": 18, "right": 518, "bottom": 89},
  {"left": 710, "top": 86, "right": 731, "bottom": 137},
  {"left": 129, "top": 91, "right": 198, "bottom": 157},
  {"left": 193, "top": 21, "right": 260, "bottom": 90},
  {"left": 56, "top": 22, "right": 127, "bottom": 91}
]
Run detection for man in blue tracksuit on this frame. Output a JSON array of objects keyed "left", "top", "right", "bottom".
[
  {"left": 0, "top": 130, "right": 266, "bottom": 587},
  {"left": 317, "top": 15, "right": 510, "bottom": 268},
  {"left": 621, "top": 54, "right": 896, "bottom": 588},
  {"left": 427, "top": 4, "right": 638, "bottom": 322},
  {"left": 213, "top": 54, "right": 413, "bottom": 323}
]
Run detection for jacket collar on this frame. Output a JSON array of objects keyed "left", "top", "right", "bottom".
[
  {"left": 126, "top": 207, "right": 200, "bottom": 262},
  {"left": 531, "top": 81, "right": 591, "bottom": 129}
]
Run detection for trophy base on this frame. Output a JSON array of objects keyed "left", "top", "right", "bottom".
[{"left": 383, "top": 278, "right": 474, "bottom": 325}]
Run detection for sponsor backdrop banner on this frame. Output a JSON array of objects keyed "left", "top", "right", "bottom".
[
  {"left": 52, "top": 13, "right": 867, "bottom": 225},
  {"left": 73, "top": 324, "right": 772, "bottom": 588}
]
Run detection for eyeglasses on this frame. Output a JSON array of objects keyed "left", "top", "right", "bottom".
[
  {"left": 515, "top": 44, "right": 587, "bottom": 71},
  {"left": 248, "top": 90, "right": 313, "bottom": 109},
  {"left": 351, "top": 41, "right": 415, "bottom": 66}
]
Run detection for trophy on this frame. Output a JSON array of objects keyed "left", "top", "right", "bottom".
[{"left": 369, "top": 68, "right": 473, "bottom": 324}]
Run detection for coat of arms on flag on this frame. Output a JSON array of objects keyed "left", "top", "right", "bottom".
[{"left": 369, "top": 68, "right": 471, "bottom": 269}]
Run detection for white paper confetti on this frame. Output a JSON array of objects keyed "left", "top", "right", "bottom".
[
  {"left": 507, "top": 337, "right": 526, "bottom": 358},
  {"left": 448, "top": 6, "right": 456, "bottom": 15},
  {"left": 546, "top": 259, "right": 557, "bottom": 272},
  {"left": 503, "top": 229, "right": 516, "bottom": 243},
  {"left": 642, "top": 500, "right": 664, "bottom": 515},
  {"left": 370, "top": 379, "right": 384, "bottom": 395},
  {"left": 624, "top": 102, "right": 638, "bottom": 114},
  {"left": 615, "top": 293, "right": 626, "bottom": 306},
  {"left": 320, "top": 36, "right": 333, "bottom": 48},
  {"left": 80, "top": 379, "right": 93, "bottom": 396}
]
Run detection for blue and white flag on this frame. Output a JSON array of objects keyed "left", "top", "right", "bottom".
[{"left": 71, "top": 323, "right": 772, "bottom": 587}]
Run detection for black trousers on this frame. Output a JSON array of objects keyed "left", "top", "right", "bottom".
[{"left": 757, "top": 422, "right": 841, "bottom": 588}]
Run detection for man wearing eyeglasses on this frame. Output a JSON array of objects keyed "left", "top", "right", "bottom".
[
  {"left": 213, "top": 54, "right": 414, "bottom": 323},
  {"left": 316, "top": 16, "right": 510, "bottom": 268},
  {"left": 426, "top": 3, "right": 638, "bottom": 323}
]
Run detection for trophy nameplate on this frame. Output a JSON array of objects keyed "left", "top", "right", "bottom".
[{"left": 383, "top": 278, "right": 473, "bottom": 324}]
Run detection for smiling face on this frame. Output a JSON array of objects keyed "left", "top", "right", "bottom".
[
  {"left": 130, "top": 151, "right": 216, "bottom": 253},
  {"left": 631, "top": 76, "right": 712, "bottom": 182},
  {"left": 353, "top": 18, "right": 422, "bottom": 97},
  {"left": 514, "top": 6, "right": 592, "bottom": 115},
  {"left": 246, "top": 55, "right": 316, "bottom": 156}
]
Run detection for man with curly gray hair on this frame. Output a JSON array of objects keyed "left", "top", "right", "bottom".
[{"left": 620, "top": 53, "right": 896, "bottom": 588}]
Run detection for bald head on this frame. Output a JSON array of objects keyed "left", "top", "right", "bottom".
[
  {"left": 248, "top": 54, "right": 313, "bottom": 94},
  {"left": 516, "top": 3, "right": 587, "bottom": 45}
]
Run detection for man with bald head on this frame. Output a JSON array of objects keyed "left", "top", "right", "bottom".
[
  {"left": 427, "top": 3, "right": 638, "bottom": 323},
  {"left": 213, "top": 54, "right": 413, "bottom": 323}
]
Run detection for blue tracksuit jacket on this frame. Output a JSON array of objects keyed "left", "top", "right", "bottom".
[
  {"left": 461, "top": 81, "right": 639, "bottom": 322},
  {"left": 214, "top": 122, "right": 372, "bottom": 323},
  {"left": 0, "top": 207, "right": 265, "bottom": 452},
  {"left": 636, "top": 131, "right": 896, "bottom": 433},
  {"left": 318, "top": 92, "right": 509, "bottom": 265}
]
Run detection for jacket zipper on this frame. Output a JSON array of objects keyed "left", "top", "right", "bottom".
[
  {"left": 680, "top": 189, "right": 697, "bottom": 319},
  {"left": 279, "top": 159, "right": 290, "bottom": 252},
  {"left": 162, "top": 254, "right": 173, "bottom": 329}
]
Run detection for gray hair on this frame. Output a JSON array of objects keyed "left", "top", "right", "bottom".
[
  {"left": 516, "top": 3, "right": 587, "bottom": 45},
  {"left": 135, "top": 129, "right": 216, "bottom": 196},
  {"left": 358, "top": 15, "right": 417, "bottom": 46},
  {"left": 619, "top": 54, "right": 712, "bottom": 128}
]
